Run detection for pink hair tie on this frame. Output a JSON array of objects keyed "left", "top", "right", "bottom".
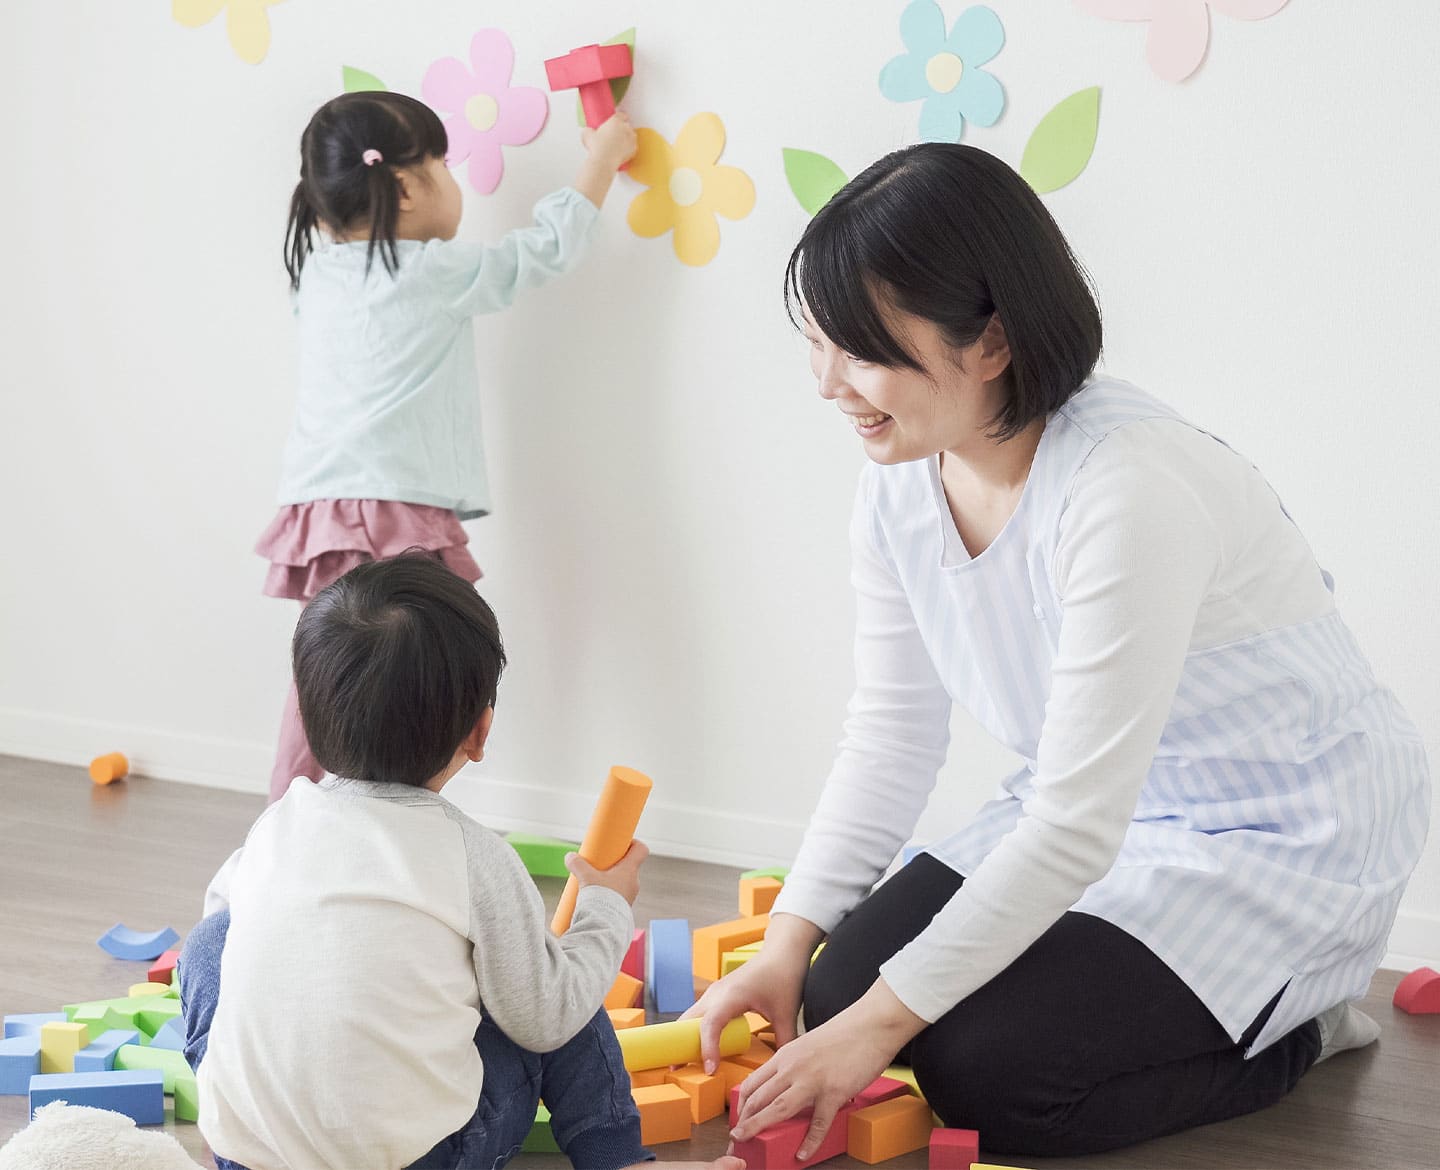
[{"left": 362, "top": 149, "right": 383, "bottom": 166}]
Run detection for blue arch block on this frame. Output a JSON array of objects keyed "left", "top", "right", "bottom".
[{"left": 97, "top": 925, "right": 180, "bottom": 962}]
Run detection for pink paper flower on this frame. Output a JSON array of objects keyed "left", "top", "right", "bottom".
[
  {"left": 1075, "top": 0, "right": 1288, "bottom": 83},
  {"left": 421, "top": 30, "right": 548, "bottom": 194}
]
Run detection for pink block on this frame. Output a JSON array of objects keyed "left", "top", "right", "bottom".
[
  {"left": 732, "top": 1110, "right": 850, "bottom": 1170},
  {"left": 621, "top": 929, "right": 646, "bottom": 982},
  {"left": 543, "top": 43, "right": 632, "bottom": 90},
  {"left": 852, "top": 1075, "right": 913, "bottom": 1110},
  {"left": 1393, "top": 966, "right": 1440, "bottom": 1014},
  {"left": 929, "top": 1127, "right": 980, "bottom": 1170}
]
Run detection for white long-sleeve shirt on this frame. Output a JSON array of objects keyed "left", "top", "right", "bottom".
[
  {"left": 198, "top": 777, "right": 631, "bottom": 1170},
  {"left": 772, "top": 378, "right": 1429, "bottom": 1054}
]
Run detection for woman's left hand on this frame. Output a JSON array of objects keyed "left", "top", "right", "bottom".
[{"left": 730, "top": 979, "right": 928, "bottom": 1161}]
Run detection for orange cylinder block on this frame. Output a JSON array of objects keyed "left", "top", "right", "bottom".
[
  {"left": 551, "top": 766, "right": 653, "bottom": 935},
  {"left": 89, "top": 752, "right": 129, "bottom": 785}
]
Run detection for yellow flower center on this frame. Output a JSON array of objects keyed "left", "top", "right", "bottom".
[
  {"left": 925, "top": 52, "right": 965, "bottom": 94},
  {"left": 465, "top": 93, "right": 499, "bottom": 132},
  {"left": 668, "top": 167, "right": 705, "bottom": 208}
]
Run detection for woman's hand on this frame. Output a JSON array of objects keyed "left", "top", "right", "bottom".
[
  {"left": 730, "top": 980, "right": 927, "bottom": 1161},
  {"left": 681, "top": 913, "right": 823, "bottom": 1073}
]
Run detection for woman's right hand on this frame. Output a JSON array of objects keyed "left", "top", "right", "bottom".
[{"left": 682, "top": 913, "right": 824, "bottom": 1073}]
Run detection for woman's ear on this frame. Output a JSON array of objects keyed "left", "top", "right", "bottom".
[{"left": 978, "top": 314, "right": 1012, "bottom": 379}]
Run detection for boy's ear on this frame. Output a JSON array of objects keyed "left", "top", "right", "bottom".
[{"left": 463, "top": 707, "right": 495, "bottom": 763}]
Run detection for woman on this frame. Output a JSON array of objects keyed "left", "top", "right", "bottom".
[{"left": 688, "top": 144, "right": 1430, "bottom": 1160}]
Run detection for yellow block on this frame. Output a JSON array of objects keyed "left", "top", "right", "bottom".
[
  {"left": 615, "top": 1015, "right": 750, "bottom": 1072},
  {"left": 720, "top": 950, "right": 751, "bottom": 976},
  {"left": 129, "top": 982, "right": 171, "bottom": 998},
  {"left": 692, "top": 915, "right": 769, "bottom": 982},
  {"left": 39, "top": 1021, "right": 89, "bottom": 1074},
  {"left": 882, "top": 1064, "right": 924, "bottom": 1099}
]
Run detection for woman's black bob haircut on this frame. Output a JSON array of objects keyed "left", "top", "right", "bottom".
[
  {"left": 293, "top": 552, "right": 506, "bottom": 789},
  {"left": 284, "top": 91, "right": 449, "bottom": 290},
  {"left": 785, "top": 143, "right": 1102, "bottom": 440}
]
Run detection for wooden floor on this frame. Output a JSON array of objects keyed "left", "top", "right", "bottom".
[{"left": 1, "top": 754, "right": 1436, "bottom": 1169}]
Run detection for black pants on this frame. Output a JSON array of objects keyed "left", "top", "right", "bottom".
[{"left": 803, "top": 855, "right": 1321, "bottom": 1157}]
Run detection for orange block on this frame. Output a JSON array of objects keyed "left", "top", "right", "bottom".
[
  {"left": 666, "top": 1065, "right": 726, "bottom": 1123},
  {"left": 633, "top": 1083, "right": 693, "bottom": 1145},
  {"left": 630, "top": 1067, "right": 669, "bottom": 1088},
  {"left": 605, "top": 971, "right": 644, "bottom": 1010},
  {"left": 692, "top": 914, "right": 769, "bottom": 982},
  {"left": 88, "top": 751, "right": 128, "bottom": 785},
  {"left": 608, "top": 1007, "right": 645, "bottom": 1031},
  {"left": 716, "top": 1059, "right": 752, "bottom": 1089},
  {"left": 743, "top": 1011, "right": 771, "bottom": 1033},
  {"left": 847, "top": 1095, "right": 934, "bottom": 1165},
  {"left": 728, "top": 1036, "right": 775, "bottom": 1070},
  {"left": 739, "top": 875, "right": 783, "bottom": 917}
]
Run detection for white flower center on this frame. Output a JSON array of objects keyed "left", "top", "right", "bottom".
[
  {"left": 668, "top": 167, "right": 704, "bottom": 207},
  {"left": 925, "top": 52, "right": 965, "bottom": 94},
  {"left": 465, "top": 93, "right": 499, "bottom": 132}
]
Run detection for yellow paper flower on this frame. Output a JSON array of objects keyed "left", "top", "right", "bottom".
[
  {"left": 172, "top": 0, "right": 283, "bottom": 66},
  {"left": 627, "top": 113, "right": 755, "bottom": 267}
]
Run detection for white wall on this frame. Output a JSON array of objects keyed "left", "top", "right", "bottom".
[{"left": 3, "top": 2, "right": 1436, "bottom": 961}]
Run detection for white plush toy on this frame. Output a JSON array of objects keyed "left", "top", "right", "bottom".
[{"left": 0, "top": 1101, "right": 204, "bottom": 1170}]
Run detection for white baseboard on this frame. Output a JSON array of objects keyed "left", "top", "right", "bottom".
[{"left": 4, "top": 708, "right": 1437, "bottom": 967}]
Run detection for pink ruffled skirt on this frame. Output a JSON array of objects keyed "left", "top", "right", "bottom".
[{"left": 255, "top": 499, "right": 482, "bottom": 602}]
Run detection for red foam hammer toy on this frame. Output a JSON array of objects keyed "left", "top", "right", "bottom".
[{"left": 544, "top": 43, "right": 633, "bottom": 129}]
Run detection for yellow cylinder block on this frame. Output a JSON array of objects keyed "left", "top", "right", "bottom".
[{"left": 616, "top": 1015, "right": 750, "bottom": 1072}]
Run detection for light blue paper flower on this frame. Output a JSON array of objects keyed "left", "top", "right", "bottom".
[{"left": 879, "top": 2, "right": 1006, "bottom": 142}]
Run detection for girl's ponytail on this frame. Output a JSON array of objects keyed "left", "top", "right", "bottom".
[
  {"left": 284, "top": 181, "right": 318, "bottom": 291},
  {"left": 363, "top": 158, "right": 402, "bottom": 282}
]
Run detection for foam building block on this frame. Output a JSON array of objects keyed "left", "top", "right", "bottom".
[
  {"left": 39, "top": 1021, "right": 88, "bottom": 1074},
  {"left": 505, "top": 831, "right": 580, "bottom": 879},
  {"left": 630, "top": 1068, "right": 669, "bottom": 1088},
  {"left": 733, "top": 1110, "right": 851, "bottom": 1170},
  {"left": 930, "top": 1127, "right": 981, "bottom": 1170},
  {"left": 73, "top": 1029, "right": 141, "bottom": 1072},
  {"left": 608, "top": 1007, "right": 645, "bottom": 1031},
  {"left": 731, "top": 1073, "right": 910, "bottom": 1129},
  {"left": 666, "top": 1066, "right": 725, "bottom": 1123},
  {"left": 971, "top": 1165, "right": 1035, "bottom": 1169},
  {"left": 729, "top": 1035, "right": 776, "bottom": 1070},
  {"left": 552, "top": 766, "right": 653, "bottom": 934},
  {"left": 646, "top": 918, "right": 695, "bottom": 1013},
  {"left": 621, "top": 928, "right": 646, "bottom": 981},
  {"left": 544, "top": 43, "right": 634, "bottom": 128},
  {"left": 149, "top": 1017, "right": 187, "bottom": 1051},
  {"left": 522, "top": 1102, "right": 562, "bottom": 1153},
  {"left": 0, "top": 1035, "right": 40, "bottom": 1095},
  {"left": 3, "top": 1013, "right": 66, "bottom": 1039},
  {"left": 716, "top": 1059, "right": 752, "bottom": 1090},
  {"left": 147, "top": 950, "right": 180, "bottom": 986},
  {"left": 883, "top": 1064, "right": 924, "bottom": 1098},
  {"left": 113, "top": 1043, "right": 191, "bottom": 1092},
  {"left": 70, "top": 1003, "right": 131, "bottom": 1036},
  {"left": 1393, "top": 966, "right": 1440, "bottom": 1014},
  {"left": 67, "top": 994, "right": 180, "bottom": 1042},
  {"left": 740, "top": 867, "right": 789, "bottom": 882},
  {"left": 29, "top": 1068, "right": 166, "bottom": 1126},
  {"left": 174, "top": 1069, "right": 200, "bottom": 1123},
  {"left": 693, "top": 914, "right": 770, "bottom": 982},
  {"left": 129, "top": 982, "right": 171, "bottom": 998},
  {"left": 98, "top": 924, "right": 180, "bottom": 962},
  {"left": 605, "top": 971, "right": 644, "bottom": 1011},
  {"left": 739, "top": 876, "right": 784, "bottom": 917},
  {"left": 632, "top": 1083, "right": 692, "bottom": 1145},
  {"left": 89, "top": 751, "right": 129, "bottom": 785},
  {"left": 616, "top": 1016, "right": 750, "bottom": 1073},
  {"left": 847, "top": 1095, "right": 935, "bottom": 1165}
]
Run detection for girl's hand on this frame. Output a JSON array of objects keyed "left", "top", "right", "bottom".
[
  {"left": 730, "top": 982, "right": 926, "bottom": 1161},
  {"left": 582, "top": 111, "right": 638, "bottom": 172},
  {"left": 564, "top": 840, "right": 648, "bottom": 906},
  {"left": 681, "top": 913, "right": 822, "bottom": 1073}
]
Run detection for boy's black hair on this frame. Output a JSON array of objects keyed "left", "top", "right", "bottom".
[
  {"left": 284, "top": 92, "right": 449, "bottom": 290},
  {"left": 784, "top": 143, "right": 1103, "bottom": 440},
  {"left": 293, "top": 552, "right": 506, "bottom": 788}
]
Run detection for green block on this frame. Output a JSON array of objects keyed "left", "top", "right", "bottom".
[
  {"left": 505, "top": 832, "right": 579, "bottom": 879},
  {"left": 740, "top": 866, "right": 789, "bottom": 882},
  {"left": 522, "top": 1103, "right": 561, "bottom": 1154},
  {"left": 135, "top": 1001, "right": 182, "bottom": 1040},
  {"left": 173, "top": 1070, "right": 200, "bottom": 1122},
  {"left": 115, "top": 1043, "right": 192, "bottom": 1092},
  {"left": 65, "top": 995, "right": 177, "bottom": 1038},
  {"left": 70, "top": 1003, "right": 130, "bottom": 1034}
]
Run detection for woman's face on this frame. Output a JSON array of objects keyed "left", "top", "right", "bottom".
[{"left": 802, "top": 306, "right": 1011, "bottom": 464}]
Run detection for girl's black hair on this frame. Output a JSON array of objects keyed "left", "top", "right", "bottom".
[
  {"left": 785, "top": 143, "right": 1103, "bottom": 440},
  {"left": 284, "top": 92, "right": 449, "bottom": 290},
  {"left": 293, "top": 552, "right": 506, "bottom": 788}
]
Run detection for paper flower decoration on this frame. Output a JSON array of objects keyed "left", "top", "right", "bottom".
[
  {"left": 422, "top": 30, "right": 549, "bottom": 195},
  {"left": 627, "top": 114, "right": 755, "bottom": 267},
  {"left": 1074, "top": 0, "right": 1289, "bottom": 83},
  {"left": 879, "top": 2, "right": 1006, "bottom": 143},
  {"left": 172, "top": 0, "right": 282, "bottom": 65}
]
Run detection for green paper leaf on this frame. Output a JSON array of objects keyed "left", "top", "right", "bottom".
[
  {"left": 1019, "top": 86, "right": 1101, "bottom": 195},
  {"left": 342, "top": 65, "right": 387, "bottom": 94},
  {"left": 576, "top": 28, "right": 637, "bottom": 126},
  {"left": 782, "top": 148, "right": 848, "bottom": 217}
]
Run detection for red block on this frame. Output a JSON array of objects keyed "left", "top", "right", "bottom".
[
  {"left": 621, "top": 928, "right": 646, "bottom": 982},
  {"left": 732, "top": 1110, "right": 850, "bottom": 1170},
  {"left": 543, "top": 43, "right": 633, "bottom": 129},
  {"left": 1394, "top": 966, "right": 1440, "bottom": 1014},
  {"left": 929, "top": 1127, "right": 980, "bottom": 1170},
  {"left": 147, "top": 950, "right": 179, "bottom": 986},
  {"left": 852, "top": 1075, "right": 913, "bottom": 1110}
]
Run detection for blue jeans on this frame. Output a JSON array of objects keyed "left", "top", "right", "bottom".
[{"left": 179, "top": 910, "right": 651, "bottom": 1170}]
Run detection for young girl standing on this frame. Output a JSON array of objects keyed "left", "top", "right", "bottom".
[{"left": 257, "top": 91, "right": 635, "bottom": 802}]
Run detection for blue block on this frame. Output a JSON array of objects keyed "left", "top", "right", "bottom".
[
  {"left": 3, "top": 1013, "right": 66, "bottom": 1039},
  {"left": 97, "top": 924, "right": 181, "bottom": 962},
  {"left": 0, "top": 1036, "right": 40, "bottom": 1095},
  {"left": 148, "top": 1018, "right": 186, "bottom": 1051},
  {"left": 73, "top": 1030, "right": 141, "bottom": 1072},
  {"left": 646, "top": 918, "right": 694, "bottom": 1014},
  {"left": 29, "top": 1069, "right": 165, "bottom": 1126}
]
